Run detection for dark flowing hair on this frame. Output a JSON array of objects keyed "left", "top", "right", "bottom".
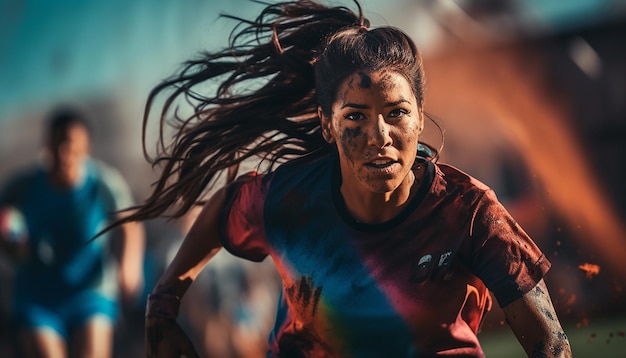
[{"left": 117, "top": 0, "right": 440, "bottom": 227}]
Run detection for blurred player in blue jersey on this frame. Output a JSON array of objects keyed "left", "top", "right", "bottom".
[{"left": 0, "top": 105, "right": 145, "bottom": 358}]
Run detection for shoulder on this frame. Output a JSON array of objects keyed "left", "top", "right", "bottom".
[
  {"left": 88, "top": 159, "right": 124, "bottom": 180},
  {"left": 86, "top": 159, "right": 135, "bottom": 209},
  {"left": 269, "top": 151, "right": 335, "bottom": 188},
  {"left": 87, "top": 159, "right": 129, "bottom": 190},
  {"left": 274, "top": 150, "right": 334, "bottom": 174},
  {"left": 2, "top": 164, "right": 40, "bottom": 185},
  {"left": 224, "top": 169, "right": 269, "bottom": 212},
  {"left": 436, "top": 163, "right": 490, "bottom": 191},
  {"left": 225, "top": 152, "right": 334, "bottom": 212},
  {"left": 430, "top": 162, "right": 493, "bottom": 208}
]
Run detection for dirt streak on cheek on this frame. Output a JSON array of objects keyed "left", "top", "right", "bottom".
[
  {"left": 339, "top": 126, "right": 363, "bottom": 161},
  {"left": 402, "top": 120, "right": 420, "bottom": 140}
]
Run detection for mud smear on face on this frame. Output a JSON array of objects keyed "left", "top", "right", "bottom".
[
  {"left": 339, "top": 126, "right": 363, "bottom": 162},
  {"left": 358, "top": 72, "right": 371, "bottom": 88}
]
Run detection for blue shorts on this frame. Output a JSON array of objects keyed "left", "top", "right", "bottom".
[{"left": 14, "top": 291, "right": 118, "bottom": 339}]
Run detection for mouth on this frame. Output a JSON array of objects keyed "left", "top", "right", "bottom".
[
  {"left": 364, "top": 157, "right": 403, "bottom": 176},
  {"left": 365, "top": 159, "right": 398, "bottom": 169}
]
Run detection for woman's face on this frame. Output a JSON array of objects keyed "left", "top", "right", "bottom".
[{"left": 320, "top": 69, "right": 423, "bottom": 195}]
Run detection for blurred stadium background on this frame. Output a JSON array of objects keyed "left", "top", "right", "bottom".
[{"left": 1, "top": 0, "right": 625, "bottom": 356}]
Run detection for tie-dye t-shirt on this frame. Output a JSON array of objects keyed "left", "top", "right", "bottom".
[{"left": 219, "top": 152, "right": 550, "bottom": 357}]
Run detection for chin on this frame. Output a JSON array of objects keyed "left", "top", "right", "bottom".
[{"left": 362, "top": 179, "right": 402, "bottom": 194}]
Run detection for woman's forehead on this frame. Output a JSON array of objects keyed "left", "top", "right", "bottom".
[
  {"left": 337, "top": 70, "right": 413, "bottom": 100},
  {"left": 343, "top": 70, "right": 407, "bottom": 89}
]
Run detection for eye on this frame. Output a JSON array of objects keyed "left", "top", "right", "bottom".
[
  {"left": 388, "top": 108, "right": 410, "bottom": 118},
  {"left": 345, "top": 112, "right": 365, "bottom": 121}
]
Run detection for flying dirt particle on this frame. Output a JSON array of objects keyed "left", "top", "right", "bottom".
[
  {"left": 578, "top": 263, "right": 600, "bottom": 279},
  {"left": 576, "top": 318, "right": 590, "bottom": 328}
]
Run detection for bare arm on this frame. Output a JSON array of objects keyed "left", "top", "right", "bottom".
[
  {"left": 145, "top": 187, "right": 228, "bottom": 358},
  {"left": 151, "top": 187, "right": 226, "bottom": 297},
  {"left": 116, "top": 217, "right": 146, "bottom": 303},
  {"left": 503, "top": 279, "right": 572, "bottom": 357}
]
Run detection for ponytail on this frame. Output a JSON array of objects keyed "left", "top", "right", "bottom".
[{"left": 125, "top": 0, "right": 367, "bottom": 224}]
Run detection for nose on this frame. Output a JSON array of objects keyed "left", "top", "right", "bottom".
[{"left": 367, "top": 114, "right": 392, "bottom": 148}]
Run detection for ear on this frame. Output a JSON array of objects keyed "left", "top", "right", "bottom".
[
  {"left": 417, "top": 108, "right": 425, "bottom": 134},
  {"left": 317, "top": 106, "right": 328, "bottom": 126},
  {"left": 318, "top": 107, "right": 335, "bottom": 143}
]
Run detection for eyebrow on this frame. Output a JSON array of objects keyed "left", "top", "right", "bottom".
[{"left": 340, "top": 99, "right": 410, "bottom": 109}]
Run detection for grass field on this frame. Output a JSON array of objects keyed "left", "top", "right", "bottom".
[{"left": 480, "top": 316, "right": 626, "bottom": 357}]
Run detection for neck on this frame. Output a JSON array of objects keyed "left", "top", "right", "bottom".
[{"left": 48, "top": 165, "right": 83, "bottom": 188}]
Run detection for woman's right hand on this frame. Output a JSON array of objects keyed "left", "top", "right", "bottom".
[{"left": 145, "top": 317, "right": 200, "bottom": 358}]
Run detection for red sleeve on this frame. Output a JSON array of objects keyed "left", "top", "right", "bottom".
[
  {"left": 470, "top": 189, "right": 551, "bottom": 307},
  {"left": 218, "top": 171, "right": 269, "bottom": 262}
]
